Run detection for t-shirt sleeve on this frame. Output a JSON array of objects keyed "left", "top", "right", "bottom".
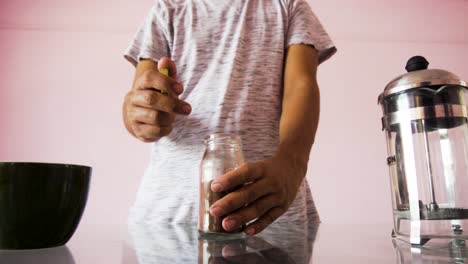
[
  {"left": 124, "top": 2, "right": 171, "bottom": 67},
  {"left": 286, "top": 0, "right": 337, "bottom": 64}
]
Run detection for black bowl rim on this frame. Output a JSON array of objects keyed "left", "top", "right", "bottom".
[{"left": 0, "top": 162, "right": 92, "bottom": 171}]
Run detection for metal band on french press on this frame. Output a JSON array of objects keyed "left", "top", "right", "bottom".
[{"left": 382, "top": 104, "right": 468, "bottom": 128}]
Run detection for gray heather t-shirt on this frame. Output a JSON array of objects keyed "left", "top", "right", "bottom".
[{"left": 124, "top": 0, "right": 336, "bottom": 226}]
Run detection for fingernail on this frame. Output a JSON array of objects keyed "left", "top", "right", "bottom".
[
  {"left": 173, "top": 84, "right": 183, "bottom": 94},
  {"left": 183, "top": 104, "right": 192, "bottom": 114},
  {"left": 245, "top": 227, "right": 255, "bottom": 236},
  {"left": 224, "top": 219, "right": 237, "bottom": 230},
  {"left": 210, "top": 206, "right": 222, "bottom": 216},
  {"left": 211, "top": 182, "right": 222, "bottom": 192}
]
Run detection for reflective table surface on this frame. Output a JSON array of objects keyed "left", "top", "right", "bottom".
[{"left": 1, "top": 220, "right": 467, "bottom": 263}]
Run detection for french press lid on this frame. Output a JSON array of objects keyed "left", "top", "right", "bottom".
[{"left": 378, "top": 56, "right": 467, "bottom": 104}]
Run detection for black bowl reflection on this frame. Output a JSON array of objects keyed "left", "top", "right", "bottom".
[
  {"left": 0, "top": 245, "right": 75, "bottom": 264},
  {"left": 0, "top": 162, "right": 91, "bottom": 249}
]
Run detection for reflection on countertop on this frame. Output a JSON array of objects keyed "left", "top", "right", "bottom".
[
  {"left": 0, "top": 245, "right": 75, "bottom": 264},
  {"left": 393, "top": 237, "right": 468, "bottom": 263},
  {"left": 125, "top": 217, "right": 318, "bottom": 264},
  {"left": 123, "top": 220, "right": 468, "bottom": 264},
  {"left": 2, "top": 222, "right": 468, "bottom": 263}
]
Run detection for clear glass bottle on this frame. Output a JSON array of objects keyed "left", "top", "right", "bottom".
[{"left": 198, "top": 134, "right": 245, "bottom": 236}]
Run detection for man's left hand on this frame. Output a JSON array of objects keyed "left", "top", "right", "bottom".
[{"left": 209, "top": 153, "right": 307, "bottom": 235}]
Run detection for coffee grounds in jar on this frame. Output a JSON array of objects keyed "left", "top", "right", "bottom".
[{"left": 202, "top": 180, "right": 245, "bottom": 233}]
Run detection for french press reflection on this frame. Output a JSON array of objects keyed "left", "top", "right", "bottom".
[{"left": 379, "top": 56, "right": 468, "bottom": 245}]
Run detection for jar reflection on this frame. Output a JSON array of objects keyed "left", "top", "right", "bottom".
[
  {"left": 127, "top": 216, "right": 319, "bottom": 264},
  {"left": 198, "top": 236, "right": 297, "bottom": 264}
]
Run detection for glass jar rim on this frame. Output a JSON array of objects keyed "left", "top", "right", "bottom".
[{"left": 204, "top": 134, "right": 242, "bottom": 145}]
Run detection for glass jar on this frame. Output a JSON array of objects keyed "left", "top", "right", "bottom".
[{"left": 198, "top": 134, "right": 245, "bottom": 235}]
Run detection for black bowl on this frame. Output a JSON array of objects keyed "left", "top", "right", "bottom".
[{"left": 0, "top": 162, "right": 91, "bottom": 249}]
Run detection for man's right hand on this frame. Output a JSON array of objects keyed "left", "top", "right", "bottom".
[{"left": 123, "top": 57, "right": 192, "bottom": 142}]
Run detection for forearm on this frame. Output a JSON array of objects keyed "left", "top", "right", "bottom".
[
  {"left": 276, "top": 80, "right": 320, "bottom": 169},
  {"left": 275, "top": 44, "right": 320, "bottom": 172}
]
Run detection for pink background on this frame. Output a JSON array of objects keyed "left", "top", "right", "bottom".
[{"left": 1, "top": 0, "right": 467, "bottom": 231}]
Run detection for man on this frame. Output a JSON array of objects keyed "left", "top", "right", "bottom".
[{"left": 123, "top": 0, "right": 336, "bottom": 235}]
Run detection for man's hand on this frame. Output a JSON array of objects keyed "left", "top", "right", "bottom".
[
  {"left": 209, "top": 153, "right": 306, "bottom": 236},
  {"left": 209, "top": 44, "right": 320, "bottom": 235},
  {"left": 123, "top": 57, "right": 192, "bottom": 142}
]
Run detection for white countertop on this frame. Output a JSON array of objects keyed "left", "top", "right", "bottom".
[{"left": 1, "top": 221, "right": 467, "bottom": 263}]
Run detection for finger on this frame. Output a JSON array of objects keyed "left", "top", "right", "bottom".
[
  {"left": 244, "top": 207, "right": 285, "bottom": 236},
  {"left": 219, "top": 195, "right": 279, "bottom": 231},
  {"left": 131, "top": 107, "right": 159, "bottom": 126},
  {"left": 136, "top": 69, "right": 183, "bottom": 95},
  {"left": 223, "top": 253, "right": 265, "bottom": 263},
  {"left": 130, "top": 90, "right": 159, "bottom": 108},
  {"left": 172, "top": 99, "right": 192, "bottom": 115},
  {"left": 210, "top": 179, "right": 271, "bottom": 217},
  {"left": 211, "top": 162, "right": 264, "bottom": 193},
  {"left": 132, "top": 107, "right": 174, "bottom": 127},
  {"left": 221, "top": 243, "right": 246, "bottom": 258},
  {"left": 132, "top": 90, "right": 191, "bottom": 115},
  {"left": 157, "top": 57, "right": 178, "bottom": 79},
  {"left": 157, "top": 112, "right": 175, "bottom": 127},
  {"left": 132, "top": 123, "right": 173, "bottom": 142}
]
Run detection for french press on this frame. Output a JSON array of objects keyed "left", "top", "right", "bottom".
[{"left": 379, "top": 56, "right": 468, "bottom": 245}]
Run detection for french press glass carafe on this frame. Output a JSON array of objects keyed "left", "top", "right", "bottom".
[{"left": 379, "top": 56, "right": 468, "bottom": 245}]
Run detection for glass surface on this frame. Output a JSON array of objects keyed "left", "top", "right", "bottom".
[{"left": 199, "top": 134, "right": 245, "bottom": 235}]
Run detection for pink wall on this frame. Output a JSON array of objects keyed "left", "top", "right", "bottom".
[{"left": 1, "top": 0, "right": 467, "bottom": 231}]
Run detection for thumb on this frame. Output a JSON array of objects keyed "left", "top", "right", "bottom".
[{"left": 157, "top": 57, "right": 177, "bottom": 79}]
